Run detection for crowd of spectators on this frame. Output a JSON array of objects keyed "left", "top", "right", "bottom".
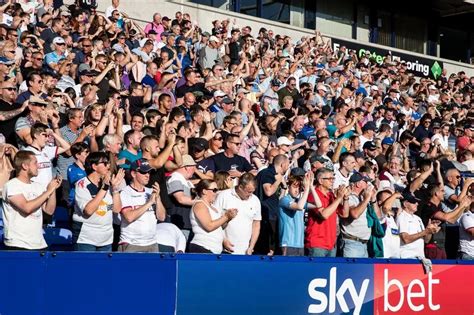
[{"left": 0, "top": 0, "right": 473, "bottom": 260}]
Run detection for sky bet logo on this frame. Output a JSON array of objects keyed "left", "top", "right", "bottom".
[
  {"left": 307, "top": 266, "right": 444, "bottom": 315},
  {"left": 307, "top": 267, "right": 370, "bottom": 315}
]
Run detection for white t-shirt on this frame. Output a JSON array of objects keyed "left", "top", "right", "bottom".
[
  {"left": 341, "top": 194, "right": 371, "bottom": 241},
  {"left": 333, "top": 168, "right": 350, "bottom": 190},
  {"left": 462, "top": 160, "right": 474, "bottom": 172},
  {"left": 459, "top": 211, "right": 474, "bottom": 257},
  {"left": 381, "top": 215, "right": 401, "bottom": 258},
  {"left": 73, "top": 177, "right": 114, "bottom": 246},
  {"left": 2, "top": 178, "right": 47, "bottom": 249},
  {"left": 155, "top": 223, "right": 186, "bottom": 252},
  {"left": 120, "top": 185, "right": 157, "bottom": 246},
  {"left": 25, "top": 145, "right": 58, "bottom": 185},
  {"left": 431, "top": 134, "right": 449, "bottom": 150},
  {"left": 359, "top": 135, "right": 372, "bottom": 151},
  {"left": 397, "top": 210, "right": 425, "bottom": 259},
  {"left": 190, "top": 200, "right": 225, "bottom": 254},
  {"left": 213, "top": 188, "right": 261, "bottom": 255}
]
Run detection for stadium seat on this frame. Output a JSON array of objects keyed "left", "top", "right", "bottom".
[{"left": 43, "top": 227, "right": 73, "bottom": 251}]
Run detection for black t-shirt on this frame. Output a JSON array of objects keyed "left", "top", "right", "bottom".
[
  {"left": 255, "top": 165, "right": 279, "bottom": 221},
  {"left": 0, "top": 99, "right": 22, "bottom": 146},
  {"left": 128, "top": 96, "right": 149, "bottom": 115},
  {"left": 146, "top": 163, "right": 173, "bottom": 212},
  {"left": 40, "top": 28, "right": 59, "bottom": 54},
  {"left": 416, "top": 201, "right": 446, "bottom": 248},
  {"left": 228, "top": 41, "right": 241, "bottom": 64},
  {"left": 96, "top": 72, "right": 111, "bottom": 103},
  {"left": 175, "top": 82, "right": 208, "bottom": 98},
  {"left": 210, "top": 152, "right": 253, "bottom": 173}
]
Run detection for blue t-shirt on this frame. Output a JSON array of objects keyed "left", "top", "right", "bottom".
[
  {"left": 118, "top": 150, "right": 142, "bottom": 169},
  {"left": 278, "top": 194, "right": 306, "bottom": 248},
  {"left": 67, "top": 163, "right": 87, "bottom": 206}
]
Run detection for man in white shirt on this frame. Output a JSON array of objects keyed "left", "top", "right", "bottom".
[
  {"left": 333, "top": 152, "right": 356, "bottom": 189},
  {"left": 459, "top": 206, "right": 474, "bottom": 260},
  {"left": 397, "top": 192, "right": 440, "bottom": 259},
  {"left": 2, "top": 151, "right": 61, "bottom": 250},
  {"left": 24, "top": 122, "right": 70, "bottom": 185},
  {"left": 119, "top": 159, "right": 166, "bottom": 253},
  {"left": 214, "top": 173, "right": 261, "bottom": 255}
]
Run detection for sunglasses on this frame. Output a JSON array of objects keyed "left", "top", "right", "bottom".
[
  {"left": 97, "top": 161, "right": 109, "bottom": 166},
  {"left": 2, "top": 87, "right": 16, "bottom": 91},
  {"left": 31, "top": 103, "right": 47, "bottom": 107}
]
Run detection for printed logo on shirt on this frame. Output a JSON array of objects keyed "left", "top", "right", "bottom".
[
  {"left": 37, "top": 161, "right": 51, "bottom": 169},
  {"left": 96, "top": 200, "right": 108, "bottom": 216}
]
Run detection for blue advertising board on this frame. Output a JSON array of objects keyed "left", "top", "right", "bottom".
[{"left": 176, "top": 256, "right": 374, "bottom": 315}]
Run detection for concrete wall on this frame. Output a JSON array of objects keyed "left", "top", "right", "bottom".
[{"left": 98, "top": 0, "right": 474, "bottom": 76}]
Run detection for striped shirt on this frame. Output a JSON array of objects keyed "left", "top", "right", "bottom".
[{"left": 57, "top": 125, "right": 82, "bottom": 178}]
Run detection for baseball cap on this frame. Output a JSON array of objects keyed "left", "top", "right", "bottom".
[
  {"left": 222, "top": 97, "right": 234, "bottom": 104},
  {"left": 349, "top": 172, "right": 371, "bottom": 183},
  {"left": 401, "top": 192, "right": 420, "bottom": 204},
  {"left": 271, "top": 78, "right": 282, "bottom": 87},
  {"left": 201, "top": 32, "right": 211, "bottom": 37},
  {"left": 290, "top": 167, "right": 305, "bottom": 177},
  {"left": 362, "top": 121, "right": 377, "bottom": 132},
  {"left": 182, "top": 154, "right": 197, "bottom": 167},
  {"left": 464, "top": 123, "right": 474, "bottom": 131},
  {"left": 130, "top": 159, "right": 153, "bottom": 173},
  {"left": 35, "top": 22, "right": 47, "bottom": 28},
  {"left": 29, "top": 96, "right": 48, "bottom": 106},
  {"left": 309, "top": 154, "right": 328, "bottom": 164},
  {"left": 363, "top": 141, "right": 377, "bottom": 150},
  {"left": 382, "top": 137, "right": 395, "bottom": 145},
  {"left": 189, "top": 137, "right": 209, "bottom": 152},
  {"left": 213, "top": 90, "right": 226, "bottom": 98},
  {"left": 162, "top": 16, "right": 171, "bottom": 21},
  {"left": 53, "top": 37, "right": 65, "bottom": 44},
  {"left": 277, "top": 136, "right": 293, "bottom": 146}
]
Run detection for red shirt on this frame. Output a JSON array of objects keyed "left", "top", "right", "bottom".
[
  {"left": 305, "top": 187, "right": 341, "bottom": 250},
  {"left": 457, "top": 136, "right": 471, "bottom": 151}
]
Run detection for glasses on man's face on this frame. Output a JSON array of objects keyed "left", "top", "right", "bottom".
[
  {"left": 229, "top": 141, "right": 241, "bottom": 146},
  {"left": 2, "top": 87, "right": 16, "bottom": 91},
  {"left": 321, "top": 177, "right": 335, "bottom": 181},
  {"left": 34, "top": 57, "right": 43, "bottom": 61},
  {"left": 83, "top": 44, "right": 92, "bottom": 47}
]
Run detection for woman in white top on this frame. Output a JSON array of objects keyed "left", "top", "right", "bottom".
[{"left": 189, "top": 180, "right": 237, "bottom": 254}]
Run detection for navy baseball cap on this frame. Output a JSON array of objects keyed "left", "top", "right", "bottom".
[{"left": 130, "top": 159, "right": 153, "bottom": 173}]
